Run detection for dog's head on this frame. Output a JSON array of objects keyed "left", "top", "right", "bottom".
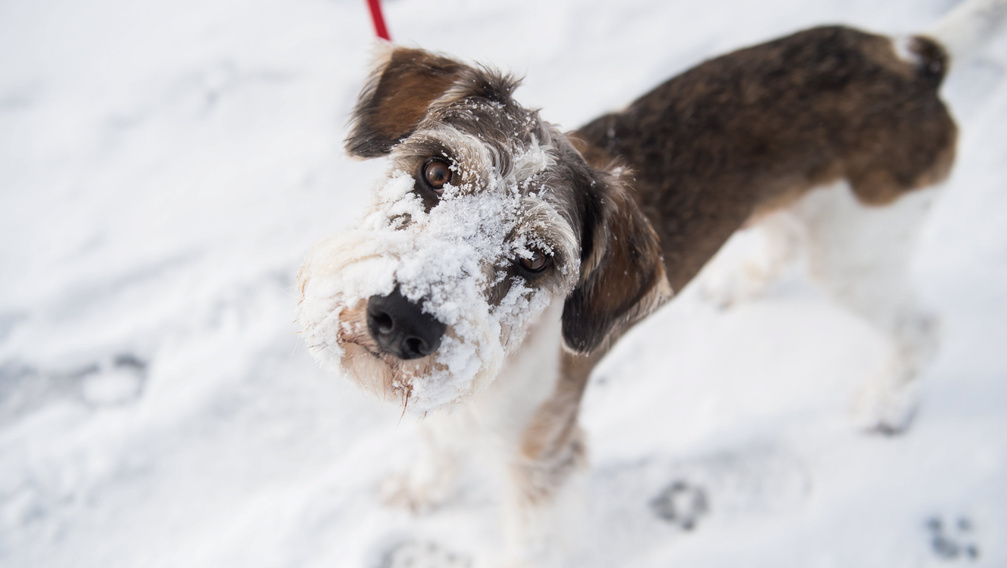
[{"left": 297, "top": 47, "right": 670, "bottom": 412}]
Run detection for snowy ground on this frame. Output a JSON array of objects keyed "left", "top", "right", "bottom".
[{"left": 2, "top": 0, "right": 1006, "bottom": 566}]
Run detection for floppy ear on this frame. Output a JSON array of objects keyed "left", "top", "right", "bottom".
[
  {"left": 562, "top": 170, "right": 673, "bottom": 354},
  {"left": 346, "top": 46, "right": 468, "bottom": 158}
]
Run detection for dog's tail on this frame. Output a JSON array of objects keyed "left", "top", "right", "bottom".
[{"left": 925, "top": 0, "right": 1007, "bottom": 64}]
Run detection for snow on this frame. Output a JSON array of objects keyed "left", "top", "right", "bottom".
[{"left": 1, "top": 0, "right": 1006, "bottom": 566}]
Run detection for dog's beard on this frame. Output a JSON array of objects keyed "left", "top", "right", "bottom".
[
  {"left": 340, "top": 323, "right": 509, "bottom": 410},
  {"left": 320, "top": 308, "right": 455, "bottom": 409},
  {"left": 296, "top": 231, "right": 518, "bottom": 413},
  {"left": 297, "top": 171, "right": 566, "bottom": 412}
]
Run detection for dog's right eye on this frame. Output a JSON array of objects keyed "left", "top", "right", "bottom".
[
  {"left": 515, "top": 248, "right": 552, "bottom": 277},
  {"left": 421, "top": 159, "right": 452, "bottom": 193}
]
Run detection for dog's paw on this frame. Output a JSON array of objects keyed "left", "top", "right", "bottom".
[
  {"left": 380, "top": 466, "right": 457, "bottom": 514},
  {"left": 696, "top": 215, "right": 802, "bottom": 309},
  {"left": 926, "top": 516, "right": 980, "bottom": 562},
  {"left": 375, "top": 540, "right": 472, "bottom": 568},
  {"left": 698, "top": 260, "right": 773, "bottom": 309},
  {"left": 851, "top": 356, "right": 920, "bottom": 436},
  {"left": 649, "top": 480, "right": 709, "bottom": 530}
]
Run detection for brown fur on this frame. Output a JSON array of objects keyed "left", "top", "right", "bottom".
[
  {"left": 346, "top": 48, "right": 468, "bottom": 158},
  {"left": 575, "top": 26, "right": 957, "bottom": 292},
  {"left": 561, "top": 168, "right": 672, "bottom": 353}
]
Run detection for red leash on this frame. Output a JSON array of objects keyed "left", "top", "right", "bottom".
[{"left": 367, "top": 0, "right": 391, "bottom": 41}]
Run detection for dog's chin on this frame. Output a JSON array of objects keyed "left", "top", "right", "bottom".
[
  {"left": 298, "top": 268, "right": 510, "bottom": 412},
  {"left": 341, "top": 341, "right": 449, "bottom": 409},
  {"left": 333, "top": 331, "right": 502, "bottom": 414},
  {"left": 336, "top": 341, "right": 404, "bottom": 403}
]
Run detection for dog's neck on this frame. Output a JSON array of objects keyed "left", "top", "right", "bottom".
[{"left": 462, "top": 299, "right": 566, "bottom": 435}]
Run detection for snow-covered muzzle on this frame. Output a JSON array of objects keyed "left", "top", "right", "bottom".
[{"left": 297, "top": 127, "right": 581, "bottom": 413}]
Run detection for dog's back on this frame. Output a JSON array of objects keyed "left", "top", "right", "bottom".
[{"left": 575, "top": 26, "right": 956, "bottom": 292}]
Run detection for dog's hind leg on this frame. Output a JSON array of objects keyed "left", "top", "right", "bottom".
[{"left": 792, "top": 182, "right": 942, "bottom": 434}]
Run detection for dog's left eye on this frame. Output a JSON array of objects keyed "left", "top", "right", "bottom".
[
  {"left": 516, "top": 249, "right": 551, "bottom": 274},
  {"left": 422, "top": 159, "right": 452, "bottom": 193}
]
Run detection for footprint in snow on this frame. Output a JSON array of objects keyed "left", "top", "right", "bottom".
[
  {"left": 0, "top": 352, "right": 149, "bottom": 428},
  {"left": 589, "top": 445, "right": 810, "bottom": 541},
  {"left": 376, "top": 540, "right": 472, "bottom": 568},
  {"left": 926, "top": 516, "right": 980, "bottom": 562},
  {"left": 649, "top": 480, "right": 709, "bottom": 530}
]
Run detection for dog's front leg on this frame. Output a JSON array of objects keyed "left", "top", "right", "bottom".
[
  {"left": 497, "top": 349, "right": 599, "bottom": 566},
  {"left": 381, "top": 412, "right": 466, "bottom": 514},
  {"left": 443, "top": 302, "right": 587, "bottom": 566}
]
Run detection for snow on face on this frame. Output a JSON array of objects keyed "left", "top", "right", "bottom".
[{"left": 297, "top": 119, "right": 581, "bottom": 413}]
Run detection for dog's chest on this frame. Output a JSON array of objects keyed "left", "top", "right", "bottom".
[{"left": 462, "top": 300, "right": 565, "bottom": 441}]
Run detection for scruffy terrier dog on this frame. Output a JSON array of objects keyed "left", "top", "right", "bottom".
[{"left": 297, "top": 0, "right": 1005, "bottom": 562}]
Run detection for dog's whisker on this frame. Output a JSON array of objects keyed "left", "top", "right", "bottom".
[{"left": 398, "top": 387, "right": 411, "bottom": 426}]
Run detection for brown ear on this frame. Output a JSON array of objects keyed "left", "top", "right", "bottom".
[
  {"left": 346, "top": 47, "right": 468, "bottom": 158},
  {"left": 562, "top": 171, "right": 672, "bottom": 353}
]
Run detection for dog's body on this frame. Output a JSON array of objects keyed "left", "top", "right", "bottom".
[
  {"left": 576, "top": 27, "right": 955, "bottom": 293},
  {"left": 297, "top": 2, "right": 1006, "bottom": 563},
  {"left": 573, "top": 26, "right": 956, "bottom": 436}
]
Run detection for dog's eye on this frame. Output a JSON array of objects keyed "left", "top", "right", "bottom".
[
  {"left": 516, "top": 249, "right": 551, "bottom": 274},
  {"left": 422, "top": 159, "right": 452, "bottom": 193}
]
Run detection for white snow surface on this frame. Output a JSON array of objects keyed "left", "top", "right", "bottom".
[{"left": 2, "top": 0, "right": 1006, "bottom": 566}]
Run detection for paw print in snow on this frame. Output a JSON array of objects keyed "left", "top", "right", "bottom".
[
  {"left": 649, "top": 480, "right": 709, "bottom": 531},
  {"left": 377, "top": 540, "right": 472, "bottom": 568},
  {"left": 926, "top": 516, "right": 979, "bottom": 562}
]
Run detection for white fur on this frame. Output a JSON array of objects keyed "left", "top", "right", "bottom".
[
  {"left": 698, "top": 182, "right": 940, "bottom": 432},
  {"left": 699, "top": 210, "right": 806, "bottom": 308},
  {"left": 926, "top": 0, "right": 1007, "bottom": 62},
  {"left": 796, "top": 183, "right": 940, "bottom": 432},
  {"left": 892, "top": 35, "right": 924, "bottom": 65}
]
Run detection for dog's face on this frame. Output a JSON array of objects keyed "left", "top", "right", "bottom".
[{"left": 297, "top": 47, "right": 670, "bottom": 412}]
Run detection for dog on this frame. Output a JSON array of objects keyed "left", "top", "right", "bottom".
[{"left": 297, "top": 0, "right": 1006, "bottom": 563}]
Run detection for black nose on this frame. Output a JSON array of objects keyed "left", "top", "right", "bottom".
[{"left": 366, "top": 288, "right": 446, "bottom": 360}]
